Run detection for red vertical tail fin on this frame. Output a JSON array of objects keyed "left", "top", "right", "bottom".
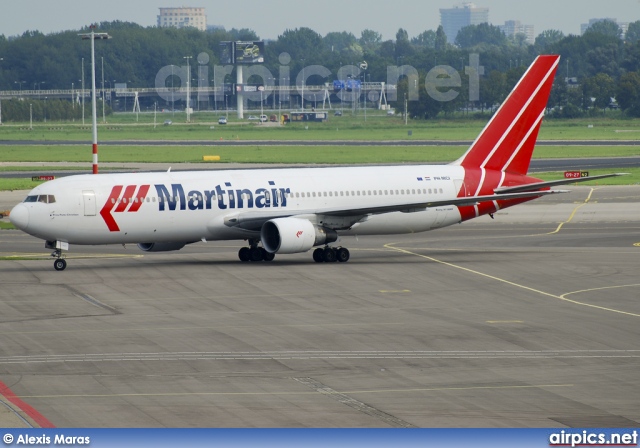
[{"left": 453, "top": 55, "right": 560, "bottom": 176}]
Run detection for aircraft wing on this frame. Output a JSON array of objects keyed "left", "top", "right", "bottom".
[
  {"left": 494, "top": 173, "right": 627, "bottom": 194},
  {"left": 322, "top": 189, "right": 567, "bottom": 216},
  {"left": 225, "top": 189, "right": 568, "bottom": 230}
]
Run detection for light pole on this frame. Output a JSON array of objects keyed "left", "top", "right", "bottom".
[
  {"left": 184, "top": 56, "right": 192, "bottom": 122},
  {"left": 14, "top": 80, "right": 25, "bottom": 98},
  {"left": 44, "top": 97, "right": 47, "bottom": 122},
  {"left": 29, "top": 104, "right": 32, "bottom": 130},
  {"left": 101, "top": 56, "right": 106, "bottom": 123},
  {"left": 80, "top": 25, "right": 111, "bottom": 174},
  {"left": 81, "top": 58, "right": 85, "bottom": 124},
  {"left": 301, "top": 58, "right": 305, "bottom": 111}
]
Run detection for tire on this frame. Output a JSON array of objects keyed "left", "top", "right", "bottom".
[
  {"left": 238, "top": 247, "right": 250, "bottom": 262},
  {"left": 54, "top": 259, "right": 67, "bottom": 271},
  {"left": 313, "top": 248, "right": 324, "bottom": 263},
  {"left": 336, "top": 247, "right": 350, "bottom": 262},
  {"left": 323, "top": 247, "right": 337, "bottom": 263},
  {"left": 250, "top": 247, "right": 264, "bottom": 262}
]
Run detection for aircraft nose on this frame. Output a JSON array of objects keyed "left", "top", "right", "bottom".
[{"left": 9, "top": 203, "right": 29, "bottom": 230}]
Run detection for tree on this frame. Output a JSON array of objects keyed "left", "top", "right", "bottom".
[
  {"left": 534, "top": 30, "right": 565, "bottom": 52},
  {"left": 583, "top": 73, "right": 616, "bottom": 111},
  {"left": 625, "top": 21, "right": 640, "bottom": 44},
  {"left": 395, "top": 28, "right": 409, "bottom": 42},
  {"left": 359, "top": 29, "right": 382, "bottom": 52},
  {"left": 455, "top": 23, "right": 506, "bottom": 49},
  {"left": 272, "top": 27, "right": 323, "bottom": 62},
  {"left": 435, "top": 25, "right": 447, "bottom": 52},
  {"left": 411, "top": 30, "right": 436, "bottom": 48},
  {"left": 480, "top": 70, "right": 507, "bottom": 111},
  {"left": 394, "top": 28, "right": 414, "bottom": 60},
  {"left": 227, "top": 28, "right": 259, "bottom": 41},
  {"left": 584, "top": 20, "right": 622, "bottom": 40},
  {"left": 617, "top": 71, "right": 640, "bottom": 116}
]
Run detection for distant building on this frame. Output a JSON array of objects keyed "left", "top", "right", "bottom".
[
  {"left": 440, "top": 2, "right": 489, "bottom": 44},
  {"left": 499, "top": 20, "right": 535, "bottom": 45},
  {"left": 158, "top": 7, "right": 207, "bottom": 31},
  {"left": 580, "top": 18, "right": 628, "bottom": 37}
]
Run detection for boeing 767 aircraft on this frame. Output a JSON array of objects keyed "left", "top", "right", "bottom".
[{"left": 9, "top": 55, "right": 622, "bottom": 270}]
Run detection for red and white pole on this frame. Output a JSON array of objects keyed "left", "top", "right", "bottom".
[
  {"left": 81, "top": 26, "right": 109, "bottom": 174},
  {"left": 90, "top": 28, "right": 99, "bottom": 174}
]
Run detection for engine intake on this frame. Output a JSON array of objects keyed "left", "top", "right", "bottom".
[{"left": 261, "top": 218, "right": 337, "bottom": 254}]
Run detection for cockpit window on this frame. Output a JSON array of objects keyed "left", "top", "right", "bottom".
[{"left": 24, "top": 195, "right": 55, "bottom": 204}]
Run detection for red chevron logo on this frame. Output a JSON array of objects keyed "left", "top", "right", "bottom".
[{"left": 100, "top": 185, "right": 150, "bottom": 232}]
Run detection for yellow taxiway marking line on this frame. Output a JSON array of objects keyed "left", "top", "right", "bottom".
[
  {"left": 16, "top": 383, "right": 573, "bottom": 400},
  {"left": 633, "top": 242, "right": 640, "bottom": 247},
  {"left": 546, "top": 187, "right": 595, "bottom": 235},
  {"left": 384, "top": 243, "right": 640, "bottom": 319}
]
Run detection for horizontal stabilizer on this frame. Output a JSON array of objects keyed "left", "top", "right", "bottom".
[{"left": 494, "top": 173, "right": 628, "bottom": 194}]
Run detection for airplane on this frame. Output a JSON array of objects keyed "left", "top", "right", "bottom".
[{"left": 9, "top": 55, "right": 623, "bottom": 271}]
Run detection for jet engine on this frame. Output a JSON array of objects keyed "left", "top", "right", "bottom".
[
  {"left": 261, "top": 218, "right": 337, "bottom": 254},
  {"left": 137, "top": 242, "right": 187, "bottom": 252}
]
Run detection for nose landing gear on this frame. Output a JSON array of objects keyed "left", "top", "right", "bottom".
[{"left": 46, "top": 240, "right": 68, "bottom": 271}]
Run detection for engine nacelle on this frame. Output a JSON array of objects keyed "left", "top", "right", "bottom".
[
  {"left": 261, "top": 218, "right": 337, "bottom": 254},
  {"left": 137, "top": 242, "right": 186, "bottom": 252}
]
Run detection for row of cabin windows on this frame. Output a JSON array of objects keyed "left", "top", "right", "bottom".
[
  {"left": 109, "top": 187, "right": 446, "bottom": 204},
  {"left": 292, "top": 188, "right": 444, "bottom": 198}
]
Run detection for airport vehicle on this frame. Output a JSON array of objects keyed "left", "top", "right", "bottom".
[
  {"left": 9, "top": 55, "right": 622, "bottom": 271},
  {"left": 217, "top": 117, "right": 227, "bottom": 125}
]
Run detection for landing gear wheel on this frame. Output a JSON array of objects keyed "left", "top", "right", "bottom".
[
  {"left": 263, "top": 250, "right": 275, "bottom": 262},
  {"left": 336, "top": 247, "right": 350, "bottom": 262},
  {"left": 53, "top": 259, "right": 67, "bottom": 271},
  {"left": 313, "top": 248, "right": 324, "bottom": 263},
  {"left": 238, "top": 247, "right": 250, "bottom": 262},
  {"left": 250, "top": 246, "right": 265, "bottom": 262},
  {"left": 323, "top": 247, "right": 337, "bottom": 262}
]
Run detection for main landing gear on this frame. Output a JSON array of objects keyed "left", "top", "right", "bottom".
[
  {"left": 313, "top": 246, "right": 350, "bottom": 263},
  {"left": 238, "top": 240, "right": 275, "bottom": 262}
]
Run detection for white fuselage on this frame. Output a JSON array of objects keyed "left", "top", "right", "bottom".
[{"left": 12, "top": 164, "right": 466, "bottom": 246}]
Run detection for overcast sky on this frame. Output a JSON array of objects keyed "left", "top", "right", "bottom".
[{"left": 0, "top": 0, "right": 637, "bottom": 40}]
